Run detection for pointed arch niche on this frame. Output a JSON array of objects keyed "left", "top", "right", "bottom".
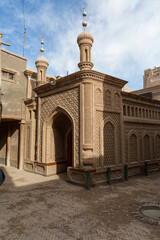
[
  {"left": 143, "top": 133, "right": 151, "bottom": 161},
  {"left": 42, "top": 107, "right": 75, "bottom": 173},
  {"left": 155, "top": 133, "right": 160, "bottom": 159},
  {"left": 100, "top": 118, "right": 118, "bottom": 167},
  {"left": 128, "top": 131, "right": 138, "bottom": 163}
]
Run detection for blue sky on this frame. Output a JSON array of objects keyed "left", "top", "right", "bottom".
[{"left": 1, "top": 0, "right": 160, "bottom": 90}]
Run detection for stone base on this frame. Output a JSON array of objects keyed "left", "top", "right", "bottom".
[
  {"left": 67, "top": 160, "right": 160, "bottom": 187},
  {"left": 24, "top": 161, "right": 67, "bottom": 176},
  {"left": 67, "top": 166, "right": 123, "bottom": 187},
  {"left": 24, "top": 160, "right": 160, "bottom": 186}
]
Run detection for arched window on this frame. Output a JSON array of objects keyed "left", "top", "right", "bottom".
[
  {"left": 123, "top": 105, "right": 126, "bottom": 116},
  {"left": 135, "top": 107, "right": 138, "bottom": 117},
  {"left": 85, "top": 49, "right": 88, "bottom": 61},
  {"left": 143, "top": 109, "right": 145, "bottom": 118},
  {"left": 146, "top": 109, "right": 148, "bottom": 118},
  {"left": 127, "top": 106, "right": 130, "bottom": 116},
  {"left": 104, "top": 121, "right": 115, "bottom": 166},
  {"left": 131, "top": 107, "right": 134, "bottom": 117}
]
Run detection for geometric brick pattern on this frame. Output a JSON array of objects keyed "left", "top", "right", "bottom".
[
  {"left": 104, "top": 121, "right": 115, "bottom": 166},
  {"left": 96, "top": 111, "right": 121, "bottom": 167},
  {"left": 129, "top": 134, "right": 138, "bottom": 163},
  {"left": 40, "top": 87, "right": 80, "bottom": 166},
  {"left": 124, "top": 122, "right": 160, "bottom": 163}
]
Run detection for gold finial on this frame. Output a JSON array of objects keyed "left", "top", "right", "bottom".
[
  {"left": 40, "top": 33, "right": 44, "bottom": 55},
  {"left": 82, "top": 2, "right": 87, "bottom": 31}
]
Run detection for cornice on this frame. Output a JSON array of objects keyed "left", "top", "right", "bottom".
[
  {"left": 132, "top": 85, "right": 160, "bottom": 94},
  {"left": 2, "top": 49, "right": 27, "bottom": 61},
  {"left": 34, "top": 69, "right": 128, "bottom": 96},
  {"left": 24, "top": 69, "right": 57, "bottom": 81},
  {"left": 24, "top": 97, "right": 37, "bottom": 105},
  {"left": 123, "top": 116, "right": 160, "bottom": 125},
  {"left": 122, "top": 91, "right": 160, "bottom": 107}
]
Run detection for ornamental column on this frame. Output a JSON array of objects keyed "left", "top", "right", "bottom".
[
  {"left": 78, "top": 5, "right": 95, "bottom": 169},
  {"left": 19, "top": 119, "right": 25, "bottom": 170}
]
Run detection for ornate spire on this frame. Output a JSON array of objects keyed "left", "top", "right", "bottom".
[
  {"left": 77, "top": 2, "right": 94, "bottom": 71},
  {"left": 40, "top": 33, "right": 44, "bottom": 56},
  {"left": 82, "top": 2, "right": 87, "bottom": 31},
  {"left": 35, "top": 33, "right": 49, "bottom": 87}
]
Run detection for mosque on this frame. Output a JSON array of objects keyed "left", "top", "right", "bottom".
[{"left": 1, "top": 7, "right": 160, "bottom": 187}]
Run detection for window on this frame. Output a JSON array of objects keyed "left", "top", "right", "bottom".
[
  {"left": 1, "top": 69, "right": 16, "bottom": 82},
  {"left": 2, "top": 71, "right": 7, "bottom": 78},
  {"left": 9, "top": 73, "right": 13, "bottom": 80}
]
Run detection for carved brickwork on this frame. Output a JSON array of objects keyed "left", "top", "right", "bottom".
[
  {"left": 104, "top": 122, "right": 115, "bottom": 166},
  {"left": 129, "top": 134, "right": 137, "bottom": 163},
  {"left": 95, "top": 88, "right": 102, "bottom": 105},
  {"left": 40, "top": 88, "right": 80, "bottom": 166},
  {"left": 96, "top": 111, "right": 121, "bottom": 167},
  {"left": 104, "top": 90, "right": 111, "bottom": 107},
  {"left": 114, "top": 93, "right": 120, "bottom": 108},
  {"left": 95, "top": 112, "right": 101, "bottom": 168},
  {"left": 124, "top": 122, "right": 160, "bottom": 163},
  {"left": 123, "top": 103, "right": 160, "bottom": 121}
]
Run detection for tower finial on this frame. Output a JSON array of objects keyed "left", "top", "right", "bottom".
[
  {"left": 40, "top": 33, "right": 44, "bottom": 56},
  {"left": 82, "top": 2, "right": 87, "bottom": 31}
]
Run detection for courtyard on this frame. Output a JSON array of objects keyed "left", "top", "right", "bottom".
[{"left": 0, "top": 165, "right": 160, "bottom": 240}]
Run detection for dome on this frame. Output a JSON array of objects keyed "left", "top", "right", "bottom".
[
  {"left": 77, "top": 31, "right": 94, "bottom": 44},
  {"left": 35, "top": 55, "right": 49, "bottom": 64}
]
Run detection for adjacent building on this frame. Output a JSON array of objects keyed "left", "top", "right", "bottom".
[{"left": 0, "top": 49, "right": 27, "bottom": 168}]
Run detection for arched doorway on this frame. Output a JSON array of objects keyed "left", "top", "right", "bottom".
[{"left": 47, "top": 110, "right": 73, "bottom": 173}]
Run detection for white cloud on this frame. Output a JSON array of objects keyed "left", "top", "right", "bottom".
[
  {"left": 1, "top": 0, "right": 160, "bottom": 90},
  {"left": 86, "top": 0, "right": 160, "bottom": 89}
]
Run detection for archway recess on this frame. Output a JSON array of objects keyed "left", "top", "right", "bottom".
[{"left": 45, "top": 109, "right": 74, "bottom": 174}]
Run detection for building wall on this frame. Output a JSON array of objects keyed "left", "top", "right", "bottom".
[
  {"left": 0, "top": 49, "right": 27, "bottom": 169},
  {"left": 143, "top": 67, "right": 160, "bottom": 89},
  {"left": 1, "top": 49, "right": 27, "bottom": 118}
]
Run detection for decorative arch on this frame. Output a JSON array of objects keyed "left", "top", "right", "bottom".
[
  {"left": 155, "top": 133, "right": 160, "bottom": 159},
  {"left": 114, "top": 93, "right": 120, "bottom": 108},
  {"left": 143, "top": 132, "right": 151, "bottom": 161},
  {"left": 42, "top": 106, "right": 75, "bottom": 171},
  {"left": 128, "top": 131, "right": 138, "bottom": 163},
  {"left": 95, "top": 88, "right": 102, "bottom": 105},
  {"left": 101, "top": 117, "right": 117, "bottom": 167}
]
